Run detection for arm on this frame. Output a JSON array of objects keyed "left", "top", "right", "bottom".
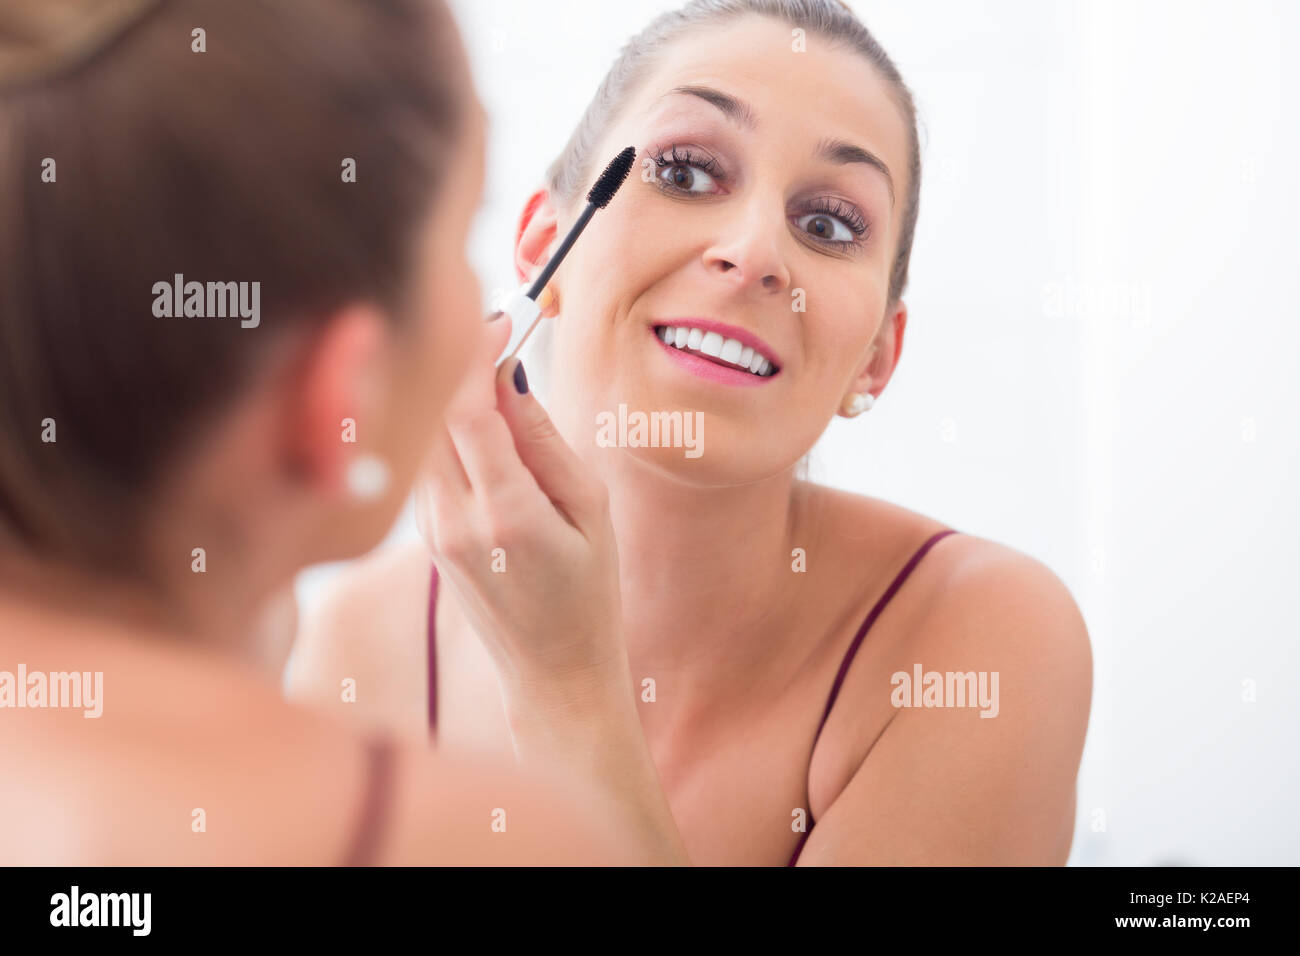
[
  {"left": 796, "top": 550, "right": 1093, "bottom": 865},
  {"left": 416, "top": 320, "right": 691, "bottom": 865},
  {"left": 497, "top": 652, "right": 691, "bottom": 866},
  {"left": 283, "top": 541, "right": 431, "bottom": 736}
]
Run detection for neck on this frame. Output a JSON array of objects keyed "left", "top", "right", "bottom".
[
  {"left": 602, "top": 453, "right": 823, "bottom": 687},
  {"left": 0, "top": 545, "right": 278, "bottom": 661}
]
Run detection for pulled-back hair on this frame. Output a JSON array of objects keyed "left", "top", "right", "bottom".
[{"left": 0, "top": 0, "right": 466, "bottom": 571}]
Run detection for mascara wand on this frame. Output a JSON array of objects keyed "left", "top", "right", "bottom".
[{"left": 495, "top": 145, "right": 637, "bottom": 365}]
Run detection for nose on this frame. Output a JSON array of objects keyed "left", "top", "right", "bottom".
[{"left": 702, "top": 200, "right": 791, "bottom": 295}]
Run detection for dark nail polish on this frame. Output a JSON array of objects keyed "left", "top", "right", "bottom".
[{"left": 512, "top": 360, "right": 529, "bottom": 395}]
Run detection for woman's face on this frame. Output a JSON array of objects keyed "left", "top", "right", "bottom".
[{"left": 543, "top": 15, "right": 911, "bottom": 483}]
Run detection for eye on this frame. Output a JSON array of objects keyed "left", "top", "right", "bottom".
[
  {"left": 652, "top": 146, "right": 723, "bottom": 195},
  {"left": 792, "top": 197, "right": 869, "bottom": 250},
  {"left": 794, "top": 212, "right": 855, "bottom": 242}
]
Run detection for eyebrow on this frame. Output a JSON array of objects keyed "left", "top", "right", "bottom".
[
  {"left": 660, "top": 85, "right": 895, "bottom": 207},
  {"left": 815, "top": 137, "right": 894, "bottom": 206}
]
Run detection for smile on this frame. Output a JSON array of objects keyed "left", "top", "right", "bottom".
[{"left": 651, "top": 322, "right": 781, "bottom": 384}]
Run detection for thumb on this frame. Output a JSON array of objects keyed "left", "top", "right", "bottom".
[{"left": 494, "top": 357, "right": 605, "bottom": 527}]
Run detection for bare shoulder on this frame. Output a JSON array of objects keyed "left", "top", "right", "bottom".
[
  {"left": 316, "top": 537, "right": 434, "bottom": 620},
  {"left": 4, "top": 665, "right": 615, "bottom": 865},
  {"left": 914, "top": 532, "right": 1093, "bottom": 712},
  {"left": 810, "top": 484, "right": 1091, "bottom": 695},
  {"left": 284, "top": 538, "right": 433, "bottom": 730},
  {"left": 796, "top": 491, "right": 1093, "bottom": 864}
]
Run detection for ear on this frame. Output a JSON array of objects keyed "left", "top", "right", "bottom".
[
  {"left": 281, "top": 303, "right": 388, "bottom": 498},
  {"left": 847, "top": 298, "right": 908, "bottom": 400},
  {"left": 514, "top": 188, "right": 561, "bottom": 314}
]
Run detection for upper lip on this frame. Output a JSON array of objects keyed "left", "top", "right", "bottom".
[{"left": 650, "top": 318, "right": 782, "bottom": 369}]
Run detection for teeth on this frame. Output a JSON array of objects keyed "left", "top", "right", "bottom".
[{"left": 654, "top": 325, "right": 777, "bottom": 377}]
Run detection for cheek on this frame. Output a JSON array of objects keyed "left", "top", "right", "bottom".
[
  {"left": 578, "top": 202, "right": 664, "bottom": 291},
  {"left": 807, "top": 278, "right": 884, "bottom": 359},
  {"left": 552, "top": 206, "right": 658, "bottom": 338}
]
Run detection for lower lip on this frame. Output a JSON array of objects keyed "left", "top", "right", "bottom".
[{"left": 650, "top": 328, "right": 778, "bottom": 388}]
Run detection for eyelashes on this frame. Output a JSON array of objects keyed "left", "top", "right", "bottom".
[
  {"left": 651, "top": 145, "right": 724, "bottom": 193},
  {"left": 647, "top": 143, "right": 871, "bottom": 253}
]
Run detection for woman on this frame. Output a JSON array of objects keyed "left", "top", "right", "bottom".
[
  {"left": 0, "top": 0, "right": 621, "bottom": 864},
  {"left": 290, "top": 0, "right": 1092, "bottom": 865}
]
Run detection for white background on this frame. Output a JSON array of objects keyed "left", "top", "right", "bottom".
[{"left": 296, "top": 0, "right": 1300, "bottom": 865}]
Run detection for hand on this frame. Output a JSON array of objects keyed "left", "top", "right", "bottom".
[
  {"left": 414, "top": 312, "right": 626, "bottom": 695},
  {"left": 416, "top": 314, "right": 691, "bottom": 864}
]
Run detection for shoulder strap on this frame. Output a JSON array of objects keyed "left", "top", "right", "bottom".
[
  {"left": 790, "top": 527, "right": 960, "bottom": 860},
  {"left": 813, "top": 528, "right": 959, "bottom": 744},
  {"left": 427, "top": 563, "right": 439, "bottom": 734}
]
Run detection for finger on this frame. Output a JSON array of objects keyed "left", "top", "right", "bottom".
[
  {"left": 446, "top": 311, "right": 513, "bottom": 423},
  {"left": 417, "top": 314, "right": 517, "bottom": 557},
  {"left": 494, "top": 357, "right": 605, "bottom": 528},
  {"left": 446, "top": 406, "right": 540, "bottom": 505},
  {"left": 415, "top": 422, "right": 473, "bottom": 552},
  {"left": 423, "top": 420, "right": 470, "bottom": 497}
]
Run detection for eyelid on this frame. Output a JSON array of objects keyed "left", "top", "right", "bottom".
[
  {"left": 648, "top": 143, "right": 728, "bottom": 197},
  {"left": 648, "top": 142, "right": 727, "bottom": 177},
  {"left": 800, "top": 196, "right": 869, "bottom": 236}
]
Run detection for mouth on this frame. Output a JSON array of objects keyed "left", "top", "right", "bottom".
[{"left": 651, "top": 321, "right": 781, "bottom": 381}]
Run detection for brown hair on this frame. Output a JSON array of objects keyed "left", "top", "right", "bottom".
[
  {"left": 0, "top": 0, "right": 466, "bottom": 572},
  {"left": 544, "top": 0, "right": 922, "bottom": 308}
]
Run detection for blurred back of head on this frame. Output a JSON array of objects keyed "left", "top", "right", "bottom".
[{"left": 0, "top": 0, "right": 466, "bottom": 575}]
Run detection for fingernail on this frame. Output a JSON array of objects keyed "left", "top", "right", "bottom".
[
  {"left": 512, "top": 360, "right": 529, "bottom": 395},
  {"left": 485, "top": 310, "right": 505, "bottom": 322}
]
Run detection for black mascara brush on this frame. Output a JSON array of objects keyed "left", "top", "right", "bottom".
[{"left": 496, "top": 145, "right": 637, "bottom": 364}]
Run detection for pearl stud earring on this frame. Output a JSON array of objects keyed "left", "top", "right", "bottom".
[
  {"left": 841, "top": 392, "right": 875, "bottom": 417},
  {"left": 346, "top": 453, "right": 391, "bottom": 502}
]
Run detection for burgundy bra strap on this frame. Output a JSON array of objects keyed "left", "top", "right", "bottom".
[
  {"left": 787, "top": 528, "right": 958, "bottom": 866},
  {"left": 812, "top": 528, "right": 958, "bottom": 749},
  {"left": 341, "top": 734, "right": 396, "bottom": 866},
  {"left": 787, "top": 826, "right": 812, "bottom": 867},
  {"left": 427, "top": 563, "right": 439, "bottom": 735}
]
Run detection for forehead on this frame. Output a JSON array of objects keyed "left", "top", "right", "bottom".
[{"left": 624, "top": 15, "right": 910, "bottom": 195}]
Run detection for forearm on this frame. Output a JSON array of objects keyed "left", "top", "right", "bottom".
[{"left": 500, "top": 659, "right": 691, "bottom": 866}]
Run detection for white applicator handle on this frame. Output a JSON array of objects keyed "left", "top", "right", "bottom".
[{"left": 495, "top": 283, "right": 544, "bottom": 366}]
